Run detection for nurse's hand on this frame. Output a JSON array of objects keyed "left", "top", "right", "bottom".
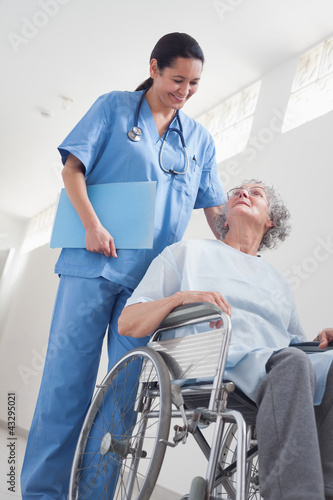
[
  {"left": 62, "top": 155, "right": 117, "bottom": 258},
  {"left": 85, "top": 224, "right": 118, "bottom": 258},
  {"left": 316, "top": 328, "right": 333, "bottom": 349}
]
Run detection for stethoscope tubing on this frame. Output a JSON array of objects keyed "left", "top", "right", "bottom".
[{"left": 128, "top": 90, "right": 189, "bottom": 175}]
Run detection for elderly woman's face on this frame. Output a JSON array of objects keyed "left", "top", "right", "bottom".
[{"left": 226, "top": 183, "right": 273, "bottom": 228}]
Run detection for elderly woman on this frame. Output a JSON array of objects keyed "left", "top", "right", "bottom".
[{"left": 119, "top": 179, "right": 333, "bottom": 500}]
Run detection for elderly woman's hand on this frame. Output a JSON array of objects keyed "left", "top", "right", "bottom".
[
  {"left": 181, "top": 290, "right": 231, "bottom": 317},
  {"left": 315, "top": 328, "right": 333, "bottom": 349},
  {"left": 173, "top": 290, "right": 231, "bottom": 329}
]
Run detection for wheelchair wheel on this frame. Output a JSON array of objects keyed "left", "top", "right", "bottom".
[
  {"left": 214, "top": 423, "right": 261, "bottom": 499},
  {"left": 69, "top": 347, "right": 172, "bottom": 500}
]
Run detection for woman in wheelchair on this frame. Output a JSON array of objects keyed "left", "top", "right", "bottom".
[{"left": 119, "top": 179, "right": 333, "bottom": 500}]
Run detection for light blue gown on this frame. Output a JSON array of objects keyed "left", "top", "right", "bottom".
[
  {"left": 21, "top": 91, "right": 225, "bottom": 499},
  {"left": 127, "top": 239, "right": 333, "bottom": 404}
]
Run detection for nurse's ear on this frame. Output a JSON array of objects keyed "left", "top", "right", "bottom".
[{"left": 149, "top": 58, "right": 159, "bottom": 79}]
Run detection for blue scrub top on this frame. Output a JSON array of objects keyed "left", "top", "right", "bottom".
[{"left": 55, "top": 90, "right": 225, "bottom": 289}]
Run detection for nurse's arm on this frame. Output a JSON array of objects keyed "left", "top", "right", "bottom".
[
  {"left": 204, "top": 205, "right": 223, "bottom": 239},
  {"left": 118, "top": 290, "right": 231, "bottom": 338},
  {"left": 62, "top": 153, "right": 117, "bottom": 258}
]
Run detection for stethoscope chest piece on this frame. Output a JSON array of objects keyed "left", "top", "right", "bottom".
[
  {"left": 128, "top": 89, "right": 189, "bottom": 174},
  {"left": 128, "top": 126, "right": 142, "bottom": 142}
]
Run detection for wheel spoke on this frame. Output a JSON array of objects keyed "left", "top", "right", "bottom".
[
  {"left": 213, "top": 423, "right": 262, "bottom": 499},
  {"left": 69, "top": 348, "right": 171, "bottom": 500}
]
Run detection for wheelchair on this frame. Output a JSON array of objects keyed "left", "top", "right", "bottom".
[{"left": 68, "top": 303, "right": 332, "bottom": 500}]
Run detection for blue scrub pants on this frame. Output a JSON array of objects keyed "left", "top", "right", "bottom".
[{"left": 21, "top": 275, "right": 149, "bottom": 500}]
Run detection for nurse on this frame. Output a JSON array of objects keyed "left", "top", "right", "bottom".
[{"left": 21, "top": 32, "right": 225, "bottom": 499}]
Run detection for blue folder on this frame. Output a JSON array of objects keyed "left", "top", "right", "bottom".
[{"left": 50, "top": 181, "right": 156, "bottom": 249}]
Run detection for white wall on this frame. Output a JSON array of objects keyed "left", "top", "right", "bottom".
[{"left": 0, "top": 47, "right": 333, "bottom": 495}]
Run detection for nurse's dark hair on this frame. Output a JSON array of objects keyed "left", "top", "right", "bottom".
[
  {"left": 135, "top": 32, "right": 204, "bottom": 91},
  {"left": 215, "top": 179, "right": 291, "bottom": 252}
]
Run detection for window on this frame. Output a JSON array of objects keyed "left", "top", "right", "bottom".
[
  {"left": 21, "top": 204, "right": 56, "bottom": 254},
  {"left": 196, "top": 81, "right": 261, "bottom": 162},
  {"left": 282, "top": 36, "right": 333, "bottom": 132}
]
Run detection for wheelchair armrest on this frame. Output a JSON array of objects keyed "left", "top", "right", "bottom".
[
  {"left": 151, "top": 302, "right": 225, "bottom": 341},
  {"left": 157, "top": 302, "right": 223, "bottom": 329},
  {"left": 290, "top": 341, "right": 333, "bottom": 353}
]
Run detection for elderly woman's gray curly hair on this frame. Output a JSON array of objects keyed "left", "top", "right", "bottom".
[{"left": 215, "top": 179, "right": 291, "bottom": 251}]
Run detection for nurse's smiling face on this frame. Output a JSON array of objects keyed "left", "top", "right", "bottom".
[{"left": 149, "top": 56, "right": 203, "bottom": 111}]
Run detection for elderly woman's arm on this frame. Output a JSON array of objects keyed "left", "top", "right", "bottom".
[{"left": 118, "top": 290, "right": 231, "bottom": 338}]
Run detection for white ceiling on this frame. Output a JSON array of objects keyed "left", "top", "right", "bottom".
[{"left": 1, "top": 0, "right": 333, "bottom": 221}]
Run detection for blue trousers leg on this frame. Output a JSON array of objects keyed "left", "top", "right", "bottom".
[
  {"left": 78, "top": 353, "right": 146, "bottom": 498},
  {"left": 21, "top": 276, "right": 146, "bottom": 500}
]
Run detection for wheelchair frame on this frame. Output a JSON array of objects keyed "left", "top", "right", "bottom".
[
  {"left": 147, "top": 303, "right": 250, "bottom": 500},
  {"left": 69, "top": 303, "right": 260, "bottom": 500},
  {"left": 69, "top": 303, "right": 332, "bottom": 500}
]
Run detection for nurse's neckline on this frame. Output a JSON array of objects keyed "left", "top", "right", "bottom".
[
  {"left": 159, "top": 109, "right": 177, "bottom": 136},
  {"left": 145, "top": 89, "right": 178, "bottom": 136}
]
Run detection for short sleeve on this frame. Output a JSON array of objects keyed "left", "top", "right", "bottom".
[
  {"left": 194, "top": 137, "right": 225, "bottom": 209},
  {"left": 58, "top": 94, "right": 110, "bottom": 176}
]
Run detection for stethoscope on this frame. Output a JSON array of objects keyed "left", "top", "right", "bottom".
[{"left": 128, "top": 90, "right": 189, "bottom": 175}]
